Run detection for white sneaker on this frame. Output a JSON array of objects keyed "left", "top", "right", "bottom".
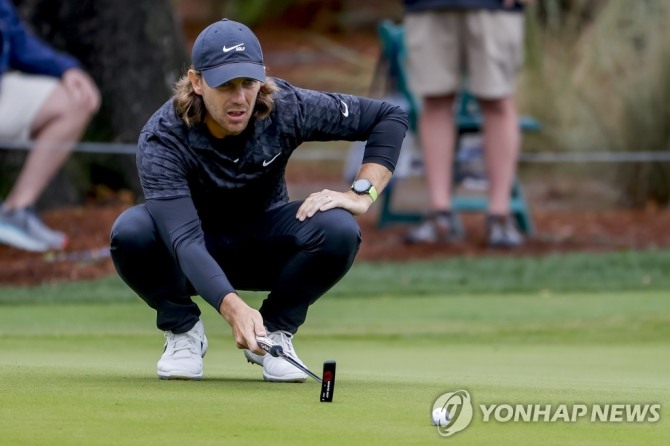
[
  {"left": 157, "top": 319, "right": 208, "bottom": 380},
  {"left": 244, "top": 330, "right": 308, "bottom": 383}
]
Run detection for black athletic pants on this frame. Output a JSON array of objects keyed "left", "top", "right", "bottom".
[{"left": 109, "top": 201, "right": 361, "bottom": 334}]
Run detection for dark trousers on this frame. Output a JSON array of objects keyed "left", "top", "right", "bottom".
[{"left": 109, "top": 201, "right": 361, "bottom": 334}]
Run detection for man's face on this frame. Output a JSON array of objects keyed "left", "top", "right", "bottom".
[{"left": 189, "top": 70, "right": 262, "bottom": 138}]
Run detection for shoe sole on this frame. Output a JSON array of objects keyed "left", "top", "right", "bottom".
[
  {"left": 262, "top": 371, "right": 307, "bottom": 383},
  {"left": 157, "top": 371, "right": 203, "bottom": 380}
]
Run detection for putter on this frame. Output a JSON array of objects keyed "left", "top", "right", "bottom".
[
  {"left": 256, "top": 336, "right": 322, "bottom": 383},
  {"left": 256, "top": 336, "right": 337, "bottom": 402}
]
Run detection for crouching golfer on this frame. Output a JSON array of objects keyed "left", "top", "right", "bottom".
[{"left": 110, "top": 19, "right": 407, "bottom": 382}]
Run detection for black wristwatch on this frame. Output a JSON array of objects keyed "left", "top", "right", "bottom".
[{"left": 351, "top": 178, "right": 378, "bottom": 202}]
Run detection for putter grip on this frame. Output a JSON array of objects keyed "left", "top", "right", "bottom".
[{"left": 256, "top": 336, "right": 283, "bottom": 357}]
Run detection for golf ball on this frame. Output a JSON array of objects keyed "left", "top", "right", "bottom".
[{"left": 431, "top": 407, "right": 450, "bottom": 426}]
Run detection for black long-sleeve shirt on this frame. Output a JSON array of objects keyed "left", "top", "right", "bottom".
[{"left": 136, "top": 78, "right": 407, "bottom": 309}]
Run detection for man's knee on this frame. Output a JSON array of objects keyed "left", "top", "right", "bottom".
[
  {"left": 479, "top": 96, "right": 515, "bottom": 117},
  {"left": 318, "top": 209, "right": 361, "bottom": 254},
  {"left": 423, "top": 94, "right": 456, "bottom": 112},
  {"left": 110, "top": 205, "right": 157, "bottom": 252},
  {"left": 49, "top": 83, "right": 97, "bottom": 121}
]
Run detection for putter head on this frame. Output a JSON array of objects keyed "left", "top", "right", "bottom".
[{"left": 320, "top": 360, "right": 336, "bottom": 402}]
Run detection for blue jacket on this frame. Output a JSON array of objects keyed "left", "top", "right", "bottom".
[
  {"left": 404, "top": 0, "right": 524, "bottom": 13},
  {"left": 0, "top": 0, "right": 79, "bottom": 78}
]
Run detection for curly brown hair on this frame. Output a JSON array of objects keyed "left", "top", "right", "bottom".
[{"left": 173, "top": 68, "right": 278, "bottom": 127}]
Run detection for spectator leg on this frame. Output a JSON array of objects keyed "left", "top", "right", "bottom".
[
  {"left": 3, "top": 83, "right": 96, "bottom": 209},
  {"left": 420, "top": 94, "right": 457, "bottom": 212},
  {"left": 479, "top": 96, "right": 521, "bottom": 215}
]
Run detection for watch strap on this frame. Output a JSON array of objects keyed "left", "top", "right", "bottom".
[{"left": 368, "top": 185, "right": 378, "bottom": 203}]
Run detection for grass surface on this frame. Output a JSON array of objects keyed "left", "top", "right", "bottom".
[
  {"left": 1, "top": 252, "right": 669, "bottom": 445},
  {"left": 2, "top": 250, "right": 670, "bottom": 304}
]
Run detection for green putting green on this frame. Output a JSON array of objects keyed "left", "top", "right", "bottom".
[{"left": 0, "top": 287, "right": 668, "bottom": 445}]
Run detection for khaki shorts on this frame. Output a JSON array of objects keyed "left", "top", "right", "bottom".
[
  {"left": 404, "top": 10, "right": 524, "bottom": 99},
  {"left": 0, "top": 72, "right": 59, "bottom": 142}
]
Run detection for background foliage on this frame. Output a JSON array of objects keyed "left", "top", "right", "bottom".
[
  {"left": 2, "top": 0, "right": 668, "bottom": 208},
  {"left": 2, "top": 0, "right": 188, "bottom": 205},
  {"left": 522, "top": 0, "right": 670, "bottom": 206}
]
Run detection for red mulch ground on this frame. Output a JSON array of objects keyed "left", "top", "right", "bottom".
[{"left": 1, "top": 199, "right": 669, "bottom": 287}]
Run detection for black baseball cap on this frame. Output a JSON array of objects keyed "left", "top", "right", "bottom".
[{"left": 192, "top": 18, "right": 265, "bottom": 87}]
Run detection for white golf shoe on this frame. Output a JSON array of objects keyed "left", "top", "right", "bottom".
[
  {"left": 157, "top": 319, "right": 208, "bottom": 380},
  {"left": 244, "top": 330, "right": 308, "bottom": 383}
]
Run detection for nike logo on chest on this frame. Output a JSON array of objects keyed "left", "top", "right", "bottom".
[{"left": 262, "top": 153, "right": 281, "bottom": 167}]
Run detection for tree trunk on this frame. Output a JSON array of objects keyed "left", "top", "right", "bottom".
[{"left": 9, "top": 0, "right": 188, "bottom": 206}]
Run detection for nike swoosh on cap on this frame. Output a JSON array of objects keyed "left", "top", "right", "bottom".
[{"left": 223, "top": 43, "right": 245, "bottom": 53}]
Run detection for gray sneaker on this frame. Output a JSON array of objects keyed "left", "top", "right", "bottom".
[
  {"left": 486, "top": 214, "right": 523, "bottom": 248},
  {"left": 404, "top": 212, "right": 462, "bottom": 244},
  {"left": 0, "top": 206, "right": 67, "bottom": 252}
]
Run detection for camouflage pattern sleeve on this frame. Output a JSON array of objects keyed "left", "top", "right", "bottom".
[
  {"left": 137, "top": 131, "right": 192, "bottom": 200},
  {"left": 274, "top": 81, "right": 365, "bottom": 143}
]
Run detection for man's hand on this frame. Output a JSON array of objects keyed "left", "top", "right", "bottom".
[
  {"left": 296, "top": 189, "right": 371, "bottom": 221},
  {"left": 219, "top": 292, "right": 266, "bottom": 354},
  {"left": 295, "top": 163, "right": 392, "bottom": 221}
]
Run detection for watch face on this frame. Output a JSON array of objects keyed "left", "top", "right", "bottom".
[{"left": 353, "top": 179, "right": 371, "bottom": 193}]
